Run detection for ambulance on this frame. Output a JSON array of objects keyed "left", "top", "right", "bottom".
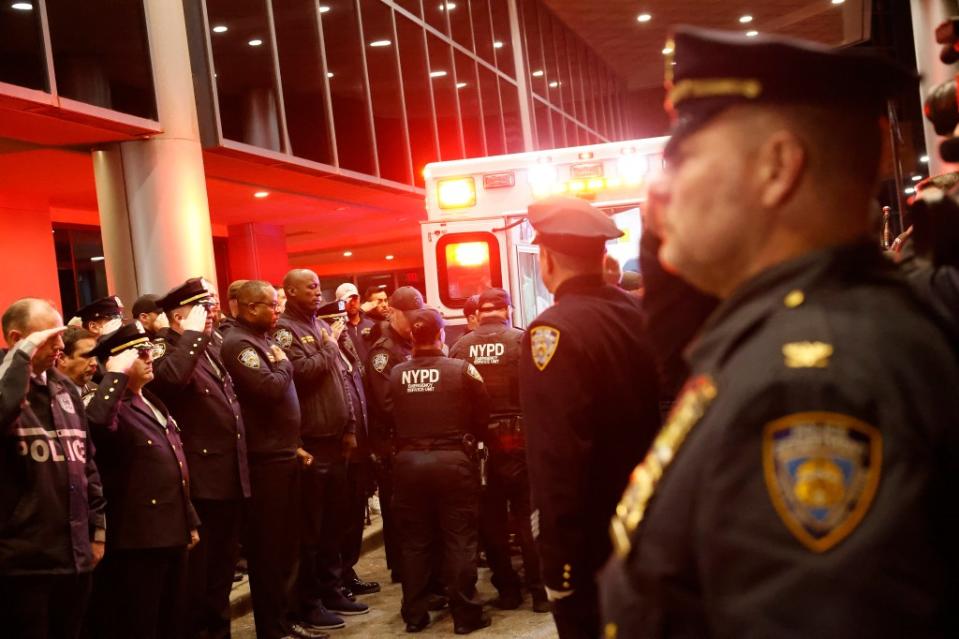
[{"left": 420, "top": 136, "right": 668, "bottom": 335}]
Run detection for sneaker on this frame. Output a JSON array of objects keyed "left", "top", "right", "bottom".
[
  {"left": 323, "top": 592, "right": 370, "bottom": 616},
  {"left": 300, "top": 606, "right": 345, "bottom": 630},
  {"left": 288, "top": 623, "right": 330, "bottom": 639}
]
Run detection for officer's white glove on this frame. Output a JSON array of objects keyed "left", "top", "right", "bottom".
[
  {"left": 181, "top": 304, "right": 208, "bottom": 333},
  {"left": 105, "top": 348, "right": 139, "bottom": 375},
  {"left": 545, "top": 587, "right": 574, "bottom": 602}
]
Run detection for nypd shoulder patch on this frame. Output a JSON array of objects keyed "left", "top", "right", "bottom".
[
  {"left": 238, "top": 347, "right": 261, "bottom": 370},
  {"left": 151, "top": 341, "right": 167, "bottom": 360},
  {"left": 274, "top": 329, "right": 293, "bottom": 349},
  {"left": 762, "top": 411, "right": 882, "bottom": 553},
  {"left": 529, "top": 325, "right": 560, "bottom": 372},
  {"left": 56, "top": 392, "right": 76, "bottom": 415},
  {"left": 466, "top": 363, "right": 484, "bottom": 382},
  {"left": 372, "top": 351, "right": 389, "bottom": 374}
]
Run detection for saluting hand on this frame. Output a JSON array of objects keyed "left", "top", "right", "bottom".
[
  {"left": 181, "top": 304, "right": 209, "bottom": 333},
  {"left": 105, "top": 348, "right": 139, "bottom": 375},
  {"left": 24, "top": 325, "right": 67, "bottom": 352}
]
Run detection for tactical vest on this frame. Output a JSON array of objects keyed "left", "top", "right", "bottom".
[
  {"left": 390, "top": 355, "right": 474, "bottom": 440},
  {"left": 452, "top": 324, "right": 522, "bottom": 417}
]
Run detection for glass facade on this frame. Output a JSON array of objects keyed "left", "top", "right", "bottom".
[{"left": 196, "top": 0, "right": 629, "bottom": 188}]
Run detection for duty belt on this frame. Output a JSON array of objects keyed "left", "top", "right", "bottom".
[
  {"left": 396, "top": 436, "right": 465, "bottom": 452},
  {"left": 488, "top": 416, "right": 525, "bottom": 451}
]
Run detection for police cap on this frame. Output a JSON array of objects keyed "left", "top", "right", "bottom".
[
  {"left": 463, "top": 294, "right": 480, "bottom": 318},
  {"left": 158, "top": 278, "right": 211, "bottom": 313},
  {"left": 132, "top": 294, "right": 162, "bottom": 317},
  {"left": 478, "top": 287, "right": 511, "bottom": 311},
  {"left": 83, "top": 322, "right": 152, "bottom": 362},
  {"left": 664, "top": 25, "right": 918, "bottom": 149},
  {"left": 75, "top": 296, "right": 124, "bottom": 324},
  {"left": 318, "top": 299, "right": 347, "bottom": 320},
  {"left": 389, "top": 286, "right": 425, "bottom": 312},
  {"left": 408, "top": 307, "right": 445, "bottom": 343},
  {"left": 527, "top": 195, "right": 622, "bottom": 256}
]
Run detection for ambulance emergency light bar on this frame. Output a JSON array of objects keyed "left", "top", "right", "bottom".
[{"left": 431, "top": 142, "right": 663, "bottom": 211}]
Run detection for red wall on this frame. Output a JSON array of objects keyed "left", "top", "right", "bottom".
[
  {"left": 0, "top": 207, "right": 61, "bottom": 345},
  {"left": 227, "top": 222, "right": 290, "bottom": 287}
]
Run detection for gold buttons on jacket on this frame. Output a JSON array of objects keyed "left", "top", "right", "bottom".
[
  {"left": 147, "top": 440, "right": 153, "bottom": 446},
  {"left": 150, "top": 499, "right": 157, "bottom": 505},
  {"left": 202, "top": 448, "right": 208, "bottom": 454},
  {"left": 784, "top": 289, "right": 805, "bottom": 308}
]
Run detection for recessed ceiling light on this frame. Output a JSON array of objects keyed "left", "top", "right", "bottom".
[
  {"left": 912, "top": 175, "right": 923, "bottom": 181},
  {"left": 254, "top": 191, "right": 269, "bottom": 198},
  {"left": 385, "top": 255, "right": 395, "bottom": 261},
  {"left": 343, "top": 251, "right": 353, "bottom": 257},
  {"left": 318, "top": 4, "right": 330, "bottom": 12},
  {"left": 439, "top": 2, "right": 456, "bottom": 10},
  {"left": 548, "top": 81, "right": 559, "bottom": 88},
  {"left": 90, "top": 256, "right": 105, "bottom": 262},
  {"left": 456, "top": 82, "right": 468, "bottom": 88},
  {"left": 327, "top": 72, "right": 334, "bottom": 78},
  {"left": 493, "top": 41, "right": 504, "bottom": 49},
  {"left": 905, "top": 186, "right": 916, "bottom": 194},
  {"left": 11, "top": 2, "right": 32, "bottom": 10},
  {"left": 369, "top": 39, "right": 392, "bottom": 47},
  {"left": 745, "top": 30, "right": 758, "bottom": 37},
  {"left": 531, "top": 69, "right": 544, "bottom": 77},
  {"left": 212, "top": 24, "right": 228, "bottom": 33},
  {"left": 739, "top": 15, "right": 753, "bottom": 24},
  {"left": 920, "top": 155, "right": 930, "bottom": 163},
  {"left": 429, "top": 70, "right": 447, "bottom": 78},
  {"left": 248, "top": 38, "right": 263, "bottom": 46},
  {"left": 662, "top": 46, "right": 673, "bottom": 55},
  {"left": 831, "top": 0, "right": 845, "bottom": 4},
  {"left": 637, "top": 13, "right": 651, "bottom": 23}
]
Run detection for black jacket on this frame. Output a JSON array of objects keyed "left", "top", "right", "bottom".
[
  {"left": 151, "top": 329, "right": 250, "bottom": 500},
  {"left": 273, "top": 305, "right": 354, "bottom": 442},
  {"left": 0, "top": 343, "right": 110, "bottom": 575},
  {"left": 88, "top": 381, "right": 200, "bottom": 550},
  {"left": 365, "top": 325, "right": 413, "bottom": 454},
  {"left": 450, "top": 319, "right": 523, "bottom": 418}
]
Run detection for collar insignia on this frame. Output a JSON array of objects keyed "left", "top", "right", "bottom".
[
  {"left": 763, "top": 412, "right": 882, "bottom": 553},
  {"left": 783, "top": 341, "right": 833, "bottom": 368},
  {"left": 529, "top": 326, "right": 560, "bottom": 372}
]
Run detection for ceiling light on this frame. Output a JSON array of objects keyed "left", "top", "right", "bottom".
[
  {"left": 920, "top": 155, "right": 930, "bottom": 163},
  {"left": 254, "top": 191, "right": 269, "bottom": 198},
  {"left": 745, "top": 30, "right": 758, "bottom": 37},
  {"left": 531, "top": 69, "right": 544, "bottom": 77},
  {"left": 429, "top": 70, "right": 448, "bottom": 78},
  {"left": 493, "top": 41, "right": 504, "bottom": 49},
  {"left": 212, "top": 24, "right": 228, "bottom": 33},
  {"left": 548, "top": 81, "right": 559, "bottom": 88},
  {"left": 369, "top": 39, "right": 392, "bottom": 47},
  {"left": 912, "top": 175, "right": 923, "bottom": 181},
  {"left": 739, "top": 15, "right": 753, "bottom": 23},
  {"left": 831, "top": 0, "right": 845, "bottom": 4},
  {"left": 343, "top": 251, "right": 353, "bottom": 257},
  {"left": 327, "top": 72, "right": 334, "bottom": 78},
  {"left": 905, "top": 187, "right": 916, "bottom": 194},
  {"left": 90, "top": 256, "right": 105, "bottom": 262},
  {"left": 456, "top": 82, "right": 467, "bottom": 88},
  {"left": 385, "top": 255, "right": 395, "bottom": 261},
  {"left": 318, "top": 4, "right": 330, "bottom": 12},
  {"left": 11, "top": 2, "right": 32, "bottom": 10},
  {"left": 662, "top": 46, "right": 673, "bottom": 55},
  {"left": 637, "top": 13, "right": 651, "bottom": 23},
  {"left": 439, "top": 2, "right": 456, "bottom": 9},
  {"left": 248, "top": 38, "right": 263, "bottom": 46}
]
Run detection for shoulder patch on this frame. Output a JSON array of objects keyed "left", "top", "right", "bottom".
[
  {"left": 361, "top": 327, "right": 372, "bottom": 337},
  {"left": 762, "top": 412, "right": 882, "bottom": 553},
  {"left": 237, "top": 347, "right": 261, "bottom": 370},
  {"left": 529, "top": 325, "right": 560, "bottom": 371},
  {"left": 466, "top": 363, "right": 484, "bottom": 382},
  {"left": 56, "top": 392, "right": 76, "bottom": 415},
  {"left": 783, "top": 341, "right": 833, "bottom": 368},
  {"left": 151, "top": 341, "right": 167, "bottom": 360},
  {"left": 274, "top": 329, "right": 293, "bottom": 349},
  {"left": 371, "top": 351, "right": 389, "bottom": 373}
]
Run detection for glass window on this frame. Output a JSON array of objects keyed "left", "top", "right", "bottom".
[
  {"left": 499, "top": 78, "right": 523, "bottom": 152},
  {"left": 206, "top": 0, "right": 280, "bottom": 149},
  {"left": 320, "top": 0, "right": 375, "bottom": 174},
  {"left": 591, "top": 54, "right": 608, "bottom": 139},
  {"left": 533, "top": 98, "right": 552, "bottom": 150},
  {"left": 361, "top": 1, "right": 411, "bottom": 183},
  {"left": 557, "top": 28, "right": 578, "bottom": 122},
  {"left": 426, "top": 34, "right": 464, "bottom": 160},
  {"left": 571, "top": 40, "right": 593, "bottom": 131},
  {"left": 0, "top": 2, "right": 46, "bottom": 91},
  {"left": 454, "top": 51, "right": 486, "bottom": 158},
  {"left": 46, "top": 0, "right": 156, "bottom": 119},
  {"left": 393, "top": 0, "right": 423, "bottom": 21},
  {"left": 605, "top": 70, "right": 618, "bottom": 140},
  {"left": 489, "top": 0, "right": 515, "bottom": 77},
  {"left": 540, "top": 10, "right": 559, "bottom": 108},
  {"left": 515, "top": 248, "right": 551, "bottom": 328},
  {"left": 396, "top": 15, "right": 437, "bottom": 186},
  {"left": 448, "top": 0, "right": 474, "bottom": 52},
  {"left": 521, "top": 0, "right": 546, "bottom": 100},
  {"left": 424, "top": 0, "right": 452, "bottom": 36},
  {"left": 470, "top": 0, "right": 495, "bottom": 66},
  {"left": 477, "top": 64, "right": 505, "bottom": 155},
  {"left": 272, "top": 0, "right": 334, "bottom": 165},
  {"left": 551, "top": 108, "right": 566, "bottom": 147},
  {"left": 564, "top": 116, "right": 580, "bottom": 147},
  {"left": 437, "top": 232, "right": 502, "bottom": 308},
  {"left": 54, "top": 225, "right": 109, "bottom": 320}
]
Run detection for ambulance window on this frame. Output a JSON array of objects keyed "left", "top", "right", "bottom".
[{"left": 437, "top": 232, "right": 502, "bottom": 308}]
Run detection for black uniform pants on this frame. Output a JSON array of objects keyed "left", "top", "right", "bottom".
[
  {"left": 188, "top": 498, "right": 244, "bottom": 639},
  {"left": 0, "top": 572, "right": 91, "bottom": 639},
  {"left": 298, "top": 440, "right": 347, "bottom": 612},
  {"left": 551, "top": 582, "right": 599, "bottom": 639},
  {"left": 373, "top": 457, "right": 400, "bottom": 574},
  {"left": 247, "top": 458, "right": 300, "bottom": 639},
  {"left": 340, "top": 456, "right": 373, "bottom": 582},
  {"left": 93, "top": 545, "right": 189, "bottom": 639},
  {"left": 393, "top": 449, "right": 483, "bottom": 627},
  {"left": 481, "top": 444, "right": 543, "bottom": 596}
]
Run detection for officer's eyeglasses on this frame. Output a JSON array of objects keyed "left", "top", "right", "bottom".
[
  {"left": 132, "top": 343, "right": 155, "bottom": 360},
  {"left": 248, "top": 301, "right": 279, "bottom": 311}
]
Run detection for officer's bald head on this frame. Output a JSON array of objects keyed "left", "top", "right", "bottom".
[{"left": 2, "top": 298, "right": 60, "bottom": 343}]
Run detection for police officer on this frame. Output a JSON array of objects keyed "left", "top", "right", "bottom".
[
  {"left": 221, "top": 280, "right": 316, "bottom": 639},
  {"left": 0, "top": 299, "right": 109, "bottom": 639},
  {"left": 71, "top": 295, "right": 124, "bottom": 336},
  {"left": 273, "top": 269, "right": 368, "bottom": 630},
  {"left": 84, "top": 323, "right": 200, "bottom": 639},
  {"left": 390, "top": 308, "right": 491, "bottom": 634},
  {"left": 365, "top": 286, "right": 423, "bottom": 582},
  {"left": 600, "top": 27, "right": 959, "bottom": 637},
  {"left": 132, "top": 294, "right": 167, "bottom": 339},
  {"left": 450, "top": 288, "right": 548, "bottom": 614},
  {"left": 150, "top": 278, "right": 250, "bottom": 639},
  {"left": 56, "top": 326, "right": 99, "bottom": 398},
  {"left": 518, "top": 196, "right": 662, "bottom": 638}
]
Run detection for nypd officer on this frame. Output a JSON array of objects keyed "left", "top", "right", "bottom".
[
  {"left": 450, "top": 288, "right": 548, "bottom": 614},
  {"left": 600, "top": 27, "right": 959, "bottom": 638},
  {"left": 390, "top": 308, "right": 491, "bottom": 634},
  {"left": 150, "top": 278, "right": 250, "bottom": 639},
  {"left": 518, "top": 196, "right": 662, "bottom": 638},
  {"left": 72, "top": 296, "right": 124, "bottom": 336}
]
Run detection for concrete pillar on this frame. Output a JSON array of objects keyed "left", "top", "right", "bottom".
[
  {"left": 227, "top": 223, "right": 290, "bottom": 286},
  {"left": 910, "top": 0, "right": 959, "bottom": 176},
  {"left": 92, "top": 0, "right": 216, "bottom": 305}
]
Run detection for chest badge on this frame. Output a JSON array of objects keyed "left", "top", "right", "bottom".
[
  {"left": 372, "top": 352, "right": 389, "bottom": 373},
  {"left": 151, "top": 341, "right": 167, "bottom": 360},
  {"left": 274, "top": 329, "right": 293, "bottom": 349},
  {"left": 763, "top": 412, "right": 881, "bottom": 553},
  {"left": 610, "top": 375, "right": 717, "bottom": 557},
  {"left": 783, "top": 341, "right": 833, "bottom": 368},
  {"left": 237, "top": 347, "right": 260, "bottom": 369},
  {"left": 529, "top": 326, "right": 560, "bottom": 372}
]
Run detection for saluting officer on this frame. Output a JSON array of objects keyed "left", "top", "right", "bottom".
[
  {"left": 390, "top": 308, "right": 491, "bottom": 634},
  {"left": 518, "top": 196, "right": 662, "bottom": 639},
  {"left": 84, "top": 323, "right": 200, "bottom": 639},
  {"left": 71, "top": 296, "right": 125, "bottom": 336},
  {"left": 450, "top": 288, "right": 548, "bottom": 614},
  {"left": 600, "top": 27, "right": 959, "bottom": 638},
  {"left": 365, "top": 286, "right": 423, "bottom": 582},
  {"left": 150, "top": 278, "right": 250, "bottom": 639}
]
